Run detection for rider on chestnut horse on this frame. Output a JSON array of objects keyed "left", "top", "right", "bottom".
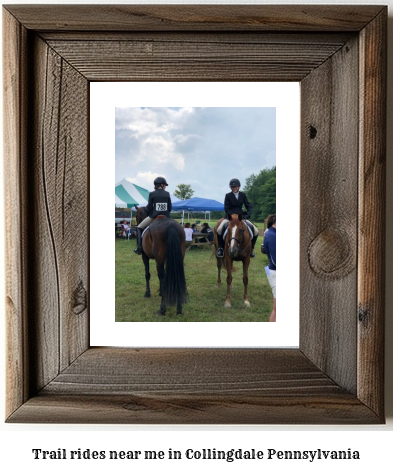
[
  {"left": 134, "top": 176, "right": 172, "bottom": 255},
  {"left": 216, "top": 178, "right": 259, "bottom": 258}
]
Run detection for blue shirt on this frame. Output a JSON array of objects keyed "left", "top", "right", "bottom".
[{"left": 263, "top": 226, "right": 276, "bottom": 270}]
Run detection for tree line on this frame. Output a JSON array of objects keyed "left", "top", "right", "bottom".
[
  {"left": 242, "top": 166, "right": 276, "bottom": 222},
  {"left": 173, "top": 166, "right": 276, "bottom": 222}
]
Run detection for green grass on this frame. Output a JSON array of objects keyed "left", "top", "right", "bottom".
[{"left": 115, "top": 234, "right": 272, "bottom": 322}]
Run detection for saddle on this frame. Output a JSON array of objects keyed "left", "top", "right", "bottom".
[
  {"left": 142, "top": 215, "right": 167, "bottom": 238},
  {"left": 223, "top": 221, "right": 254, "bottom": 239}
]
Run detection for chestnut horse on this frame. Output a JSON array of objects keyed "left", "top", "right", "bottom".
[
  {"left": 135, "top": 206, "right": 188, "bottom": 316},
  {"left": 213, "top": 214, "right": 252, "bottom": 308}
]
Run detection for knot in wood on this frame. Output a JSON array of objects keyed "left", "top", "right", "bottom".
[
  {"left": 308, "top": 228, "right": 355, "bottom": 279},
  {"left": 358, "top": 307, "right": 370, "bottom": 324},
  {"left": 309, "top": 125, "right": 317, "bottom": 139},
  {"left": 73, "top": 281, "right": 87, "bottom": 315}
]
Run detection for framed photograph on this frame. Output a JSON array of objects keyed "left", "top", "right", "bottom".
[
  {"left": 91, "top": 82, "right": 299, "bottom": 346},
  {"left": 4, "top": 5, "right": 386, "bottom": 424}
]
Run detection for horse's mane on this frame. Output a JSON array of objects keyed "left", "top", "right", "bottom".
[{"left": 136, "top": 206, "right": 148, "bottom": 223}]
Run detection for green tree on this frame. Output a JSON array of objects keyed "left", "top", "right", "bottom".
[
  {"left": 243, "top": 166, "right": 276, "bottom": 221},
  {"left": 174, "top": 183, "right": 194, "bottom": 200}
]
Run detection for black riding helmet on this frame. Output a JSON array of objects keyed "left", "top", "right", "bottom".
[
  {"left": 154, "top": 176, "right": 169, "bottom": 187},
  {"left": 229, "top": 178, "right": 241, "bottom": 188}
]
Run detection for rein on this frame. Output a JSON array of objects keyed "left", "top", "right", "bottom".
[{"left": 227, "top": 225, "right": 251, "bottom": 254}]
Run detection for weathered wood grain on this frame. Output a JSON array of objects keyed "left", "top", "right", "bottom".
[
  {"left": 45, "top": 38, "right": 348, "bottom": 82},
  {"left": 358, "top": 9, "right": 387, "bottom": 417},
  {"left": 3, "top": 5, "right": 384, "bottom": 32},
  {"left": 9, "top": 392, "right": 379, "bottom": 425},
  {"left": 29, "top": 36, "right": 89, "bottom": 389},
  {"left": 7, "top": 348, "right": 379, "bottom": 424},
  {"left": 3, "top": 8, "right": 30, "bottom": 418},
  {"left": 300, "top": 36, "right": 359, "bottom": 394},
  {"left": 3, "top": 5, "right": 386, "bottom": 424},
  {"left": 44, "top": 348, "right": 340, "bottom": 395},
  {"left": 40, "top": 31, "right": 354, "bottom": 44}
]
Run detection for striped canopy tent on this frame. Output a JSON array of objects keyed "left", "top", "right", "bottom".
[
  {"left": 115, "top": 179, "right": 150, "bottom": 223},
  {"left": 115, "top": 178, "right": 150, "bottom": 208}
]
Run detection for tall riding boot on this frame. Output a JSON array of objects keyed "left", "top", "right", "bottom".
[
  {"left": 250, "top": 235, "right": 258, "bottom": 258},
  {"left": 134, "top": 227, "right": 143, "bottom": 255},
  {"left": 216, "top": 232, "right": 225, "bottom": 257}
]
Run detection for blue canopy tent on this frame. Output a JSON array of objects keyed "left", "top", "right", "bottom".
[{"left": 171, "top": 197, "right": 224, "bottom": 225}]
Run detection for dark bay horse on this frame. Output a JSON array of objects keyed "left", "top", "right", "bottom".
[
  {"left": 213, "top": 214, "right": 252, "bottom": 308},
  {"left": 135, "top": 206, "right": 188, "bottom": 315}
]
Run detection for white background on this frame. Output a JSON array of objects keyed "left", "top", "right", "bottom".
[
  {"left": 90, "top": 82, "right": 300, "bottom": 347},
  {"left": 1, "top": 0, "right": 392, "bottom": 472}
]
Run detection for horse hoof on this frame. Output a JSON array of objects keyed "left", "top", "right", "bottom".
[
  {"left": 244, "top": 300, "right": 251, "bottom": 307},
  {"left": 224, "top": 302, "right": 231, "bottom": 308},
  {"left": 157, "top": 311, "right": 166, "bottom": 316},
  {"left": 144, "top": 293, "right": 151, "bottom": 298}
]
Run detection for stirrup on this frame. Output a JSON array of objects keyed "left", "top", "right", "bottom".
[
  {"left": 217, "top": 247, "right": 224, "bottom": 258},
  {"left": 134, "top": 247, "right": 142, "bottom": 255},
  {"left": 250, "top": 248, "right": 256, "bottom": 258}
]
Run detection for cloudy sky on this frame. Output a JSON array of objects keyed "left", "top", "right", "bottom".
[{"left": 115, "top": 107, "right": 276, "bottom": 202}]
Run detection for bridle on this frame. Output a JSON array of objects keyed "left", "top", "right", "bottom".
[{"left": 227, "top": 222, "right": 251, "bottom": 254}]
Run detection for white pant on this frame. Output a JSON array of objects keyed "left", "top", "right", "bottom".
[
  {"left": 217, "top": 219, "right": 258, "bottom": 237},
  {"left": 137, "top": 216, "right": 153, "bottom": 229},
  {"left": 267, "top": 269, "right": 276, "bottom": 298}
]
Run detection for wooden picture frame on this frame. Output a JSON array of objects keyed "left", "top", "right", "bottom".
[{"left": 3, "top": 5, "right": 386, "bottom": 424}]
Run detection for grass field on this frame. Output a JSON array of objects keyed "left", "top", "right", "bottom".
[{"left": 115, "top": 233, "right": 272, "bottom": 322}]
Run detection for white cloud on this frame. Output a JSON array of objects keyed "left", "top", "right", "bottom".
[{"left": 116, "top": 107, "right": 277, "bottom": 202}]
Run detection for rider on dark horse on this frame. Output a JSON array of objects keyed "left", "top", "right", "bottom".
[
  {"left": 216, "top": 178, "right": 259, "bottom": 258},
  {"left": 134, "top": 176, "right": 172, "bottom": 255}
]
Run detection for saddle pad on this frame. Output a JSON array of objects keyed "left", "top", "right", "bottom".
[
  {"left": 223, "top": 224, "right": 253, "bottom": 239},
  {"left": 142, "top": 227, "right": 150, "bottom": 238},
  {"left": 246, "top": 224, "right": 253, "bottom": 237}
]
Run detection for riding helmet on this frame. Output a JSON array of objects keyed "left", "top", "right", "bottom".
[
  {"left": 154, "top": 176, "right": 169, "bottom": 186},
  {"left": 229, "top": 178, "right": 241, "bottom": 188}
]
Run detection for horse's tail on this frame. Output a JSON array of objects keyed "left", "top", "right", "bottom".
[{"left": 163, "top": 224, "right": 189, "bottom": 306}]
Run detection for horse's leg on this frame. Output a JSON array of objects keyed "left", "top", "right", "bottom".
[
  {"left": 176, "top": 300, "right": 183, "bottom": 316},
  {"left": 243, "top": 257, "right": 251, "bottom": 307},
  {"left": 142, "top": 253, "right": 151, "bottom": 297},
  {"left": 224, "top": 257, "right": 232, "bottom": 308},
  {"left": 156, "top": 261, "right": 166, "bottom": 316},
  {"left": 216, "top": 257, "right": 222, "bottom": 287}
]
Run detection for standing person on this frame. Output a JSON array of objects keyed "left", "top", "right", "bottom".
[
  {"left": 216, "top": 178, "right": 259, "bottom": 258},
  {"left": 263, "top": 214, "right": 276, "bottom": 322},
  {"left": 184, "top": 223, "right": 194, "bottom": 248},
  {"left": 134, "top": 176, "right": 172, "bottom": 255}
]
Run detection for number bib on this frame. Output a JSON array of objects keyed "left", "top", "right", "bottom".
[{"left": 156, "top": 202, "right": 168, "bottom": 211}]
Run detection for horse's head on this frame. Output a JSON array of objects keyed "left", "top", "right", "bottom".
[
  {"left": 226, "top": 214, "right": 246, "bottom": 258},
  {"left": 135, "top": 206, "right": 148, "bottom": 225}
]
